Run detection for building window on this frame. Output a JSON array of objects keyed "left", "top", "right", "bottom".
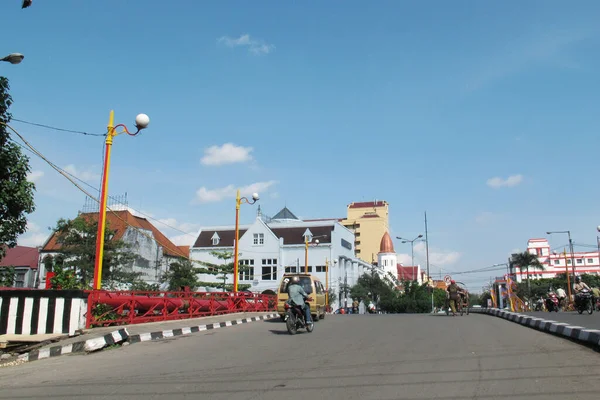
[
  {"left": 285, "top": 266, "right": 297, "bottom": 273},
  {"left": 305, "top": 266, "right": 313, "bottom": 273},
  {"left": 577, "top": 258, "right": 583, "bottom": 264},
  {"left": 261, "top": 258, "right": 277, "bottom": 280},
  {"left": 239, "top": 259, "right": 254, "bottom": 281},
  {"left": 212, "top": 237, "right": 219, "bottom": 245},
  {"left": 588, "top": 258, "right": 595, "bottom": 263},
  {"left": 554, "top": 260, "right": 560, "bottom": 265},
  {"left": 253, "top": 233, "right": 264, "bottom": 245},
  {"left": 14, "top": 271, "right": 26, "bottom": 288},
  {"left": 567, "top": 259, "right": 571, "bottom": 264},
  {"left": 315, "top": 265, "right": 326, "bottom": 273}
]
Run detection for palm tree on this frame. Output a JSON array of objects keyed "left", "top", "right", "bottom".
[{"left": 511, "top": 251, "right": 545, "bottom": 303}]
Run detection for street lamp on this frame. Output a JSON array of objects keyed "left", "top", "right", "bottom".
[
  {"left": 554, "top": 249, "right": 572, "bottom": 304},
  {"left": 232, "top": 191, "right": 259, "bottom": 293},
  {"left": 546, "top": 230, "right": 576, "bottom": 279},
  {"left": 304, "top": 234, "right": 327, "bottom": 273},
  {"left": 396, "top": 234, "right": 423, "bottom": 266},
  {"left": 1, "top": 53, "right": 24, "bottom": 65},
  {"left": 93, "top": 111, "right": 150, "bottom": 290}
]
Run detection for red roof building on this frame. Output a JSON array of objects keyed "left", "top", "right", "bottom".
[{"left": 0, "top": 245, "right": 40, "bottom": 288}]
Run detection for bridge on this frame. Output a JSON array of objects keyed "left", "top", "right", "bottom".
[{"left": 1, "top": 312, "right": 599, "bottom": 399}]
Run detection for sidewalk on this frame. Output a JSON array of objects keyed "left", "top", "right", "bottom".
[
  {"left": 471, "top": 308, "right": 600, "bottom": 349},
  {"left": 0, "top": 311, "right": 278, "bottom": 367}
]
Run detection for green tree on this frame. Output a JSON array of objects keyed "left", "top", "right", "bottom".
[
  {"left": 0, "top": 77, "right": 36, "bottom": 261},
  {"left": 433, "top": 288, "right": 446, "bottom": 308},
  {"left": 511, "top": 251, "right": 545, "bottom": 301},
  {"left": 197, "top": 250, "right": 251, "bottom": 291},
  {"left": 50, "top": 215, "right": 138, "bottom": 289},
  {"left": 161, "top": 259, "right": 202, "bottom": 291},
  {"left": 0, "top": 266, "right": 16, "bottom": 287}
]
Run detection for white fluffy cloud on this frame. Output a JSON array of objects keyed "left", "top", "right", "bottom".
[
  {"left": 217, "top": 34, "right": 275, "bottom": 55},
  {"left": 63, "top": 164, "right": 101, "bottom": 183},
  {"left": 201, "top": 143, "right": 254, "bottom": 166},
  {"left": 195, "top": 180, "right": 277, "bottom": 203},
  {"left": 475, "top": 211, "right": 499, "bottom": 224},
  {"left": 486, "top": 174, "right": 523, "bottom": 189},
  {"left": 17, "top": 221, "right": 50, "bottom": 247},
  {"left": 413, "top": 241, "right": 461, "bottom": 266},
  {"left": 27, "top": 170, "right": 44, "bottom": 183}
]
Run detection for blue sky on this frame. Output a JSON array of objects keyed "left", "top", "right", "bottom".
[{"left": 4, "top": 1, "right": 600, "bottom": 290}]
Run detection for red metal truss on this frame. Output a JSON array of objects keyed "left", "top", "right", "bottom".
[{"left": 85, "top": 289, "right": 276, "bottom": 328}]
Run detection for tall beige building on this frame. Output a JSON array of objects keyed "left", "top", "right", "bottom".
[{"left": 341, "top": 200, "right": 389, "bottom": 263}]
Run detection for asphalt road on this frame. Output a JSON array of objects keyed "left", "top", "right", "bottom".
[
  {"left": 0, "top": 314, "right": 599, "bottom": 400},
  {"left": 521, "top": 311, "right": 600, "bottom": 329}
]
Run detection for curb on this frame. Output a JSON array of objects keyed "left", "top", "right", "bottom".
[
  {"left": 2, "top": 313, "right": 278, "bottom": 367},
  {"left": 470, "top": 308, "right": 600, "bottom": 349}
]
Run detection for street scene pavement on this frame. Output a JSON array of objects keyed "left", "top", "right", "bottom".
[
  {"left": 1, "top": 314, "right": 599, "bottom": 400},
  {"left": 520, "top": 311, "right": 600, "bottom": 330}
]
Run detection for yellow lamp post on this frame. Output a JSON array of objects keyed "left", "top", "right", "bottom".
[
  {"left": 304, "top": 234, "right": 327, "bottom": 273},
  {"left": 92, "top": 111, "right": 150, "bottom": 290},
  {"left": 232, "top": 190, "right": 259, "bottom": 293}
]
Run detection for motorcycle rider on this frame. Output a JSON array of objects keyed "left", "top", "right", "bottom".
[
  {"left": 556, "top": 286, "right": 567, "bottom": 310},
  {"left": 286, "top": 276, "right": 313, "bottom": 326},
  {"left": 573, "top": 276, "right": 590, "bottom": 305},
  {"left": 446, "top": 280, "right": 463, "bottom": 316}
]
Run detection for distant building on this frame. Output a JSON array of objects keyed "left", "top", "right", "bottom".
[
  {"left": 190, "top": 207, "right": 373, "bottom": 310},
  {"left": 515, "top": 238, "right": 600, "bottom": 283},
  {"left": 37, "top": 210, "right": 187, "bottom": 288},
  {"left": 376, "top": 232, "right": 424, "bottom": 289},
  {"left": 341, "top": 200, "right": 390, "bottom": 263},
  {"left": 0, "top": 245, "right": 40, "bottom": 288}
]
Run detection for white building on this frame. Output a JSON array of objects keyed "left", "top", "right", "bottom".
[
  {"left": 376, "top": 231, "right": 424, "bottom": 287},
  {"left": 190, "top": 207, "right": 374, "bottom": 310},
  {"left": 515, "top": 238, "right": 600, "bottom": 282},
  {"left": 36, "top": 210, "right": 188, "bottom": 288}
]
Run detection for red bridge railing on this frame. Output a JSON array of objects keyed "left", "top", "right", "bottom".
[{"left": 86, "top": 290, "right": 277, "bottom": 328}]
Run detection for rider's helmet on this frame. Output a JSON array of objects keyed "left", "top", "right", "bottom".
[
  {"left": 450, "top": 280, "right": 456, "bottom": 284},
  {"left": 575, "top": 276, "right": 581, "bottom": 283}
]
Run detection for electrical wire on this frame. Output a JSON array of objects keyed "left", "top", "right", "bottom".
[
  {"left": 10, "top": 117, "right": 108, "bottom": 137},
  {"left": 4, "top": 123, "right": 286, "bottom": 280}
]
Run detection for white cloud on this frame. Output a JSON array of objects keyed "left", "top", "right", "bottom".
[
  {"left": 63, "top": 164, "right": 101, "bottom": 183},
  {"left": 486, "top": 174, "right": 523, "bottom": 189},
  {"left": 413, "top": 241, "right": 461, "bottom": 266},
  {"left": 169, "top": 233, "right": 196, "bottom": 247},
  {"left": 17, "top": 221, "right": 50, "bottom": 247},
  {"left": 201, "top": 143, "right": 254, "bottom": 166},
  {"left": 194, "top": 180, "right": 277, "bottom": 203},
  {"left": 27, "top": 170, "right": 44, "bottom": 183},
  {"left": 218, "top": 34, "right": 275, "bottom": 55}
]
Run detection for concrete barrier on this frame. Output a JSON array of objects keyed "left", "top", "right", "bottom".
[{"left": 0, "top": 290, "right": 88, "bottom": 337}]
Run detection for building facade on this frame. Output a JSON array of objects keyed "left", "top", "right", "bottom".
[
  {"left": 341, "top": 200, "right": 389, "bottom": 263},
  {"left": 190, "top": 207, "right": 374, "bottom": 310},
  {"left": 515, "top": 238, "right": 600, "bottom": 283},
  {"left": 36, "top": 210, "right": 187, "bottom": 288},
  {"left": 0, "top": 245, "right": 40, "bottom": 288}
]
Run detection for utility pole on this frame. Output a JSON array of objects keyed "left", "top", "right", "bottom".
[{"left": 425, "top": 211, "right": 432, "bottom": 313}]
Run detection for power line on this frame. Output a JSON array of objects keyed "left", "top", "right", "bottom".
[
  {"left": 10, "top": 117, "right": 108, "bottom": 137},
  {"left": 8, "top": 138, "right": 196, "bottom": 239}
]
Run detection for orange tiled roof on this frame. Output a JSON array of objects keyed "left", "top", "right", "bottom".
[{"left": 42, "top": 210, "right": 187, "bottom": 258}]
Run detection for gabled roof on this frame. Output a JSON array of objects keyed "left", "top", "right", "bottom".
[
  {"left": 272, "top": 207, "right": 300, "bottom": 221},
  {"left": 193, "top": 223, "right": 333, "bottom": 248},
  {"left": 0, "top": 246, "right": 39, "bottom": 269},
  {"left": 42, "top": 210, "right": 186, "bottom": 258},
  {"left": 397, "top": 265, "right": 419, "bottom": 281}
]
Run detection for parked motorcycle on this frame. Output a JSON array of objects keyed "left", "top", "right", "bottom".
[
  {"left": 575, "top": 288, "right": 594, "bottom": 315},
  {"left": 285, "top": 298, "right": 314, "bottom": 335},
  {"left": 545, "top": 292, "right": 559, "bottom": 312}
]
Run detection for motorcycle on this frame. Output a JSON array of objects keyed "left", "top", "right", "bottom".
[
  {"left": 285, "top": 298, "right": 314, "bottom": 335},
  {"left": 545, "top": 292, "right": 559, "bottom": 312},
  {"left": 575, "top": 288, "right": 594, "bottom": 315}
]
